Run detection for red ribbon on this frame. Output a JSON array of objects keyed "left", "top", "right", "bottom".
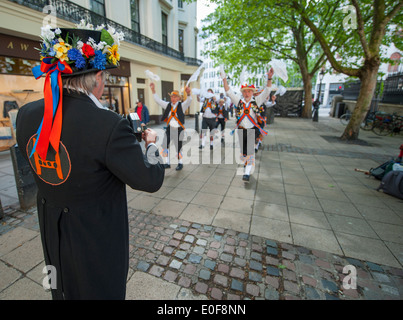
[
  {"left": 32, "top": 58, "right": 72, "bottom": 160},
  {"left": 234, "top": 104, "right": 268, "bottom": 136}
]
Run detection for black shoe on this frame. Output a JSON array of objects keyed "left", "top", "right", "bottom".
[
  {"left": 221, "top": 138, "right": 224, "bottom": 143},
  {"left": 199, "top": 145, "right": 204, "bottom": 149},
  {"left": 210, "top": 145, "right": 213, "bottom": 150},
  {"left": 176, "top": 163, "right": 183, "bottom": 171},
  {"left": 164, "top": 164, "right": 171, "bottom": 169},
  {"left": 255, "top": 148, "right": 259, "bottom": 154},
  {"left": 242, "top": 174, "right": 250, "bottom": 182}
]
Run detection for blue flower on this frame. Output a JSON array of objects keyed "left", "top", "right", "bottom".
[
  {"left": 68, "top": 48, "right": 86, "bottom": 69},
  {"left": 49, "top": 48, "right": 56, "bottom": 57},
  {"left": 90, "top": 50, "right": 107, "bottom": 70}
]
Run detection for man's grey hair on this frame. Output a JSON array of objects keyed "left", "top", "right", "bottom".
[{"left": 62, "top": 71, "right": 107, "bottom": 95}]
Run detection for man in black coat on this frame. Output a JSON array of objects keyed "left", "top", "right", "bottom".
[{"left": 16, "top": 27, "right": 164, "bottom": 300}]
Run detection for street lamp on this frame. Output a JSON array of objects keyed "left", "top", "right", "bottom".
[{"left": 313, "top": 69, "right": 325, "bottom": 122}]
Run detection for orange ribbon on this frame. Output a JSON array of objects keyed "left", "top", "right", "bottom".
[{"left": 31, "top": 58, "right": 72, "bottom": 160}]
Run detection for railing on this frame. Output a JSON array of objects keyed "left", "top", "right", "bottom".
[
  {"left": 342, "top": 80, "right": 361, "bottom": 101},
  {"left": 8, "top": 0, "right": 202, "bottom": 66},
  {"left": 382, "top": 72, "right": 403, "bottom": 105}
]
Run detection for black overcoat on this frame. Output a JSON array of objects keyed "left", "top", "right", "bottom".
[{"left": 16, "top": 91, "right": 164, "bottom": 300}]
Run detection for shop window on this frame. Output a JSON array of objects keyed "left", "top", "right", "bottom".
[
  {"left": 102, "top": 75, "right": 131, "bottom": 115},
  {"left": 0, "top": 56, "right": 40, "bottom": 75}
]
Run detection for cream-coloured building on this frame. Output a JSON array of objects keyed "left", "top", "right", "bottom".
[{"left": 0, "top": 0, "right": 202, "bottom": 126}]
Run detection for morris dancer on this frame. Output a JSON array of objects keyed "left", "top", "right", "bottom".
[
  {"left": 221, "top": 67, "right": 274, "bottom": 182},
  {"left": 150, "top": 82, "right": 192, "bottom": 171},
  {"left": 198, "top": 89, "right": 217, "bottom": 150},
  {"left": 215, "top": 98, "right": 229, "bottom": 143}
]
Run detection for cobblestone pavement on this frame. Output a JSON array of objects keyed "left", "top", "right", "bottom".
[{"left": 127, "top": 209, "right": 403, "bottom": 300}]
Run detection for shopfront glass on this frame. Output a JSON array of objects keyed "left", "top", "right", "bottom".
[
  {"left": 0, "top": 56, "right": 43, "bottom": 117},
  {"left": 102, "top": 74, "right": 131, "bottom": 115}
]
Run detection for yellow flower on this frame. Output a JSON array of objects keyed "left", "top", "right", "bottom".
[
  {"left": 53, "top": 39, "right": 71, "bottom": 62},
  {"left": 107, "top": 44, "right": 120, "bottom": 65}
]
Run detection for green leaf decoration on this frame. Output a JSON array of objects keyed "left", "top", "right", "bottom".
[{"left": 101, "top": 29, "right": 114, "bottom": 46}]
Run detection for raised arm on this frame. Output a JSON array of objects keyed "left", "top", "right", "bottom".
[
  {"left": 182, "top": 86, "right": 193, "bottom": 111},
  {"left": 256, "top": 68, "right": 275, "bottom": 106},
  {"left": 150, "top": 82, "right": 168, "bottom": 109},
  {"left": 220, "top": 67, "right": 239, "bottom": 105}
]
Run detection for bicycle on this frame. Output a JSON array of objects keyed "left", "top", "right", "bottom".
[
  {"left": 340, "top": 110, "right": 351, "bottom": 125},
  {"left": 360, "top": 111, "right": 378, "bottom": 131},
  {"left": 372, "top": 113, "right": 402, "bottom": 136}
]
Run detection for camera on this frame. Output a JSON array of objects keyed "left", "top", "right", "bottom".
[{"left": 127, "top": 113, "right": 147, "bottom": 142}]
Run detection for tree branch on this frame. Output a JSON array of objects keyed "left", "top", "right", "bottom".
[
  {"left": 309, "top": 52, "right": 327, "bottom": 77},
  {"left": 291, "top": 0, "right": 361, "bottom": 78},
  {"left": 255, "top": 42, "right": 298, "bottom": 63},
  {"left": 351, "top": 0, "right": 370, "bottom": 58},
  {"left": 382, "top": 0, "right": 403, "bottom": 27}
]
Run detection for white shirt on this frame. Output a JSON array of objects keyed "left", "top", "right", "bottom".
[
  {"left": 88, "top": 93, "right": 110, "bottom": 110},
  {"left": 217, "top": 105, "right": 226, "bottom": 119},
  {"left": 200, "top": 97, "right": 216, "bottom": 119},
  {"left": 265, "top": 101, "right": 276, "bottom": 108},
  {"left": 226, "top": 86, "right": 271, "bottom": 129},
  {"left": 153, "top": 93, "right": 192, "bottom": 128}
]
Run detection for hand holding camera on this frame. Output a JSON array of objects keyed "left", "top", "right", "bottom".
[{"left": 142, "top": 128, "right": 157, "bottom": 148}]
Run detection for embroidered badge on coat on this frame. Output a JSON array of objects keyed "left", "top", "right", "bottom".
[{"left": 27, "top": 134, "right": 71, "bottom": 185}]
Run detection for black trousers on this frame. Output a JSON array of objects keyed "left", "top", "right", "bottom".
[
  {"left": 201, "top": 117, "right": 217, "bottom": 131},
  {"left": 237, "top": 127, "right": 260, "bottom": 156},
  {"left": 163, "top": 126, "right": 184, "bottom": 158},
  {"left": 216, "top": 118, "right": 226, "bottom": 131}
]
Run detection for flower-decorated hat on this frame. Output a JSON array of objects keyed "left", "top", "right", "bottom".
[
  {"left": 37, "top": 20, "right": 124, "bottom": 77},
  {"left": 240, "top": 84, "right": 257, "bottom": 93},
  {"left": 29, "top": 21, "right": 124, "bottom": 161}
]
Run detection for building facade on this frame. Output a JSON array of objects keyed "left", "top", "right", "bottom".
[{"left": 0, "top": 0, "right": 202, "bottom": 124}]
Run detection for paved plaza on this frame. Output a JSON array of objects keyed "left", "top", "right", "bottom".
[{"left": 0, "top": 112, "right": 402, "bottom": 300}]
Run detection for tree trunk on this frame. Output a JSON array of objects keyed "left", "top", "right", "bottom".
[
  {"left": 301, "top": 75, "right": 313, "bottom": 118},
  {"left": 340, "top": 60, "right": 380, "bottom": 140}
]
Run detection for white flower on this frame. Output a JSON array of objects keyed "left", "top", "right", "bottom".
[
  {"left": 95, "top": 41, "right": 107, "bottom": 51},
  {"left": 102, "top": 45, "right": 111, "bottom": 55},
  {"left": 76, "top": 40, "right": 84, "bottom": 54},
  {"left": 75, "top": 20, "right": 87, "bottom": 29},
  {"left": 41, "top": 25, "right": 55, "bottom": 43},
  {"left": 87, "top": 37, "right": 96, "bottom": 47},
  {"left": 75, "top": 19, "right": 94, "bottom": 30},
  {"left": 55, "top": 28, "right": 62, "bottom": 35}
]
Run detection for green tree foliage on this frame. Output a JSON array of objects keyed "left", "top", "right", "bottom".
[
  {"left": 291, "top": 0, "right": 403, "bottom": 140},
  {"left": 197, "top": 0, "right": 355, "bottom": 118}
]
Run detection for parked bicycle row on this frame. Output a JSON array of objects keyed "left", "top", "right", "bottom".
[{"left": 340, "top": 110, "right": 403, "bottom": 136}]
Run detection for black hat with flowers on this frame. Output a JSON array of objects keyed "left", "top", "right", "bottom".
[
  {"left": 29, "top": 21, "right": 124, "bottom": 162},
  {"left": 37, "top": 20, "right": 124, "bottom": 77}
]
